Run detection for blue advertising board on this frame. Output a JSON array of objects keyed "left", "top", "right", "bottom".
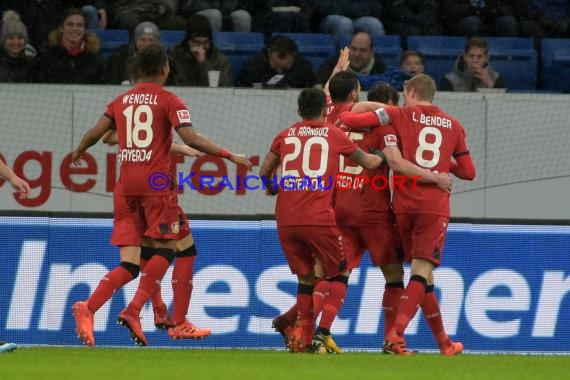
[{"left": 1, "top": 217, "right": 569, "bottom": 353}]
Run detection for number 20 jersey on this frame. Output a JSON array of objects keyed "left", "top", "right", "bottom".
[
  {"left": 105, "top": 82, "right": 192, "bottom": 196},
  {"left": 376, "top": 104, "right": 470, "bottom": 217},
  {"left": 270, "top": 120, "right": 358, "bottom": 227}
]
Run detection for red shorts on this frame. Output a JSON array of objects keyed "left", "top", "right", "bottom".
[
  {"left": 277, "top": 225, "right": 347, "bottom": 277},
  {"left": 111, "top": 193, "right": 180, "bottom": 246},
  {"left": 395, "top": 214, "right": 449, "bottom": 266},
  {"left": 341, "top": 213, "right": 401, "bottom": 269},
  {"left": 175, "top": 203, "right": 191, "bottom": 240}
]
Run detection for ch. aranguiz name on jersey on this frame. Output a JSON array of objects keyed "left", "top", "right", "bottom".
[{"left": 288, "top": 126, "right": 329, "bottom": 137}]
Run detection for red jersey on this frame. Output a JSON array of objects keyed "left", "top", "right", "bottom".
[
  {"left": 270, "top": 120, "right": 358, "bottom": 227},
  {"left": 335, "top": 125, "right": 393, "bottom": 226},
  {"left": 326, "top": 98, "right": 354, "bottom": 126},
  {"left": 375, "top": 104, "right": 470, "bottom": 216},
  {"left": 105, "top": 82, "right": 192, "bottom": 196}
]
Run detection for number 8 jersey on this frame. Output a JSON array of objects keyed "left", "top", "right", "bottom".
[
  {"left": 105, "top": 82, "right": 192, "bottom": 196},
  {"left": 375, "top": 104, "right": 470, "bottom": 217}
]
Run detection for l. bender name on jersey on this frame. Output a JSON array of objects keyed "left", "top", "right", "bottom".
[{"left": 412, "top": 112, "right": 452, "bottom": 129}]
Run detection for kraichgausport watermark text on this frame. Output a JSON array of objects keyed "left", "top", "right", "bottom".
[{"left": 147, "top": 172, "right": 423, "bottom": 191}]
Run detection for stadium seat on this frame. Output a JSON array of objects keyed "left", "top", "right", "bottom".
[
  {"left": 90, "top": 29, "right": 129, "bottom": 58},
  {"left": 406, "top": 36, "right": 465, "bottom": 87},
  {"left": 485, "top": 37, "right": 537, "bottom": 91},
  {"left": 160, "top": 30, "right": 186, "bottom": 51},
  {"left": 541, "top": 38, "right": 570, "bottom": 93},
  {"left": 271, "top": 33, "right": 336, "bottom": 73},
  {"left": 338, "top": 34, "right": 403, "bottom": 68},
  {"left": 213, "top": 32, "right": 265, "bottom": 80}
]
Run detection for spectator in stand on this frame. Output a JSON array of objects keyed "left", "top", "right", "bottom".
[
  {"left": 235, "top": 35, "right": 315, "bottom": 88},
  {"left": 382, "top": 0, "right": 443, "bottom": 37},
  {"left": 37, "top": 8, "right": 106, "bottom": 84},
  {"left": 171, "top": 14, "right": 232, "bottom": 86},
  {"left": 178, "top": 0, "right": 252, "bottom": 32},
  {"left": 303, "top": 0, "right": 385, "bottom": 38},
  {"left": 440, "top": 36, "right": 507, "bottom": 91},
  {"left": 112, "top": 0, "right": 186, "bottom": 36},
  {"left": 247, "top": 0, "right": 311, "bottom": 35},
  {"left": 400, "top": 50, "right": 425, "bottom": 77},
  {"left": 0, "top": 10, "right": 39, "bottom": 83},
  {"left": 440, "top": 0, "right": 518, "bottom": 37},
  {"left": 317, "top": 31, "right": 387, "bottom": 86},
  {"left": 106, "top": 21, "right": 176, "bottom": 85}
]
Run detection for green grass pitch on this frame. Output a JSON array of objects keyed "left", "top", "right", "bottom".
[{"left": 1, "top": 347, "right": 568, "bottom": 380}]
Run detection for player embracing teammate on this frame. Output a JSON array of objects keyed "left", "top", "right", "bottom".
[{"left": 71, "top": 43, "right": 251, "bottom": 347}]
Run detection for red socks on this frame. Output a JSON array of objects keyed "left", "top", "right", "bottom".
[
  {"left": 383, "top": 282, "right": 404, "bottom": 338},
  {"left": 316, "top": 279, "right": 347, "bottom": 331},
  {"left": 393, "top": 275, "right": 427, "bottom": 335},
  {"left": 421, "top": 286, "right": 450, "bottom": 347},
  {"left": 87, "top": 264, "right": 136, "bottom": 313},
  {"left": 297, "top": 285, "right": 314, "bottom": 347},
  {"left": 171, "top": 255, "right": 195, "bottom": 325},
  {"left": 124, "top": 255, "right": 170, "bottom": 316}
]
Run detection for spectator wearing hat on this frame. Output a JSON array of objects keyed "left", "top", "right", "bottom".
[
  {"left": 0, "top": 10, "right": 39, "bottom": 82},
  {"left": 171, "top": 14, "right": 233, "bottom": 86},
  {"left": 106, "top": 21, "right": 176, "bottom": 85},
  {"left": 235, "top": 35, "right": 315, "bottom": 88},
  {"left": 37, "top": 7, "right": 106, "bottom": 84}
]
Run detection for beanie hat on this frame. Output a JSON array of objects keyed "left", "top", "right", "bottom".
[
  {"left": 1, "top": 10, "right": 28, "bottom": 44},
  {"left": 185, "top": 14, "right": 213, "bottom": 41},
  {"left": 133, "top": 21, "right": 160, "bottom": 43}
]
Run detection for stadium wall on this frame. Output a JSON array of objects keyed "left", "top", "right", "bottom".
[
  {"left": 0, "top": 216, "right": 569, "bottom": 353},
  {"left": 0, "top": 84, "right": 569, "bottom": 219}
]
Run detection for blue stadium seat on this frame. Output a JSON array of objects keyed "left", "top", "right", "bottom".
[
  {"left": 541, "top": 38, "right": 570, "bottom": 93},
  {"left": 160, "top": 30, "right": 186, "bottom": 51},
  {"left": 90, "top": 29, "right": 129, "bottom": 58},
  {"left": 485, "top": 37, "right": 537, "bottom": 91},
  {"left": 213, "top": 32, "right": 265, "bottom": 79},
  {"left": 338, "top": 34, "right": 403, "bottom": 68},
  {"left": 406, "top": 36, "right": 465, "bottom": 87},
  {"left": 271, "top": 33, "right": 336, "bottom": 73}
]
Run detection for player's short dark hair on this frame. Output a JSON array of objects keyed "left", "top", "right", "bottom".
[
  {"left": 135, "top": 43, "right": 168, "bottom": 77},
  {"left": 298, "top": 88, "right": 326, "bottom": 119},
  {"left": 368, "top": 81, "right": 399, "bottom": 105},
  {"left": 268, "top": 35, "right": 298, "bottom": 58},
  {"left": 329, "top": 71, "right": 360, "bottom": 103}
]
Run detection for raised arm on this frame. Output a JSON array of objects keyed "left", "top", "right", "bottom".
[
  {"left": 176, "top": 125, "right": 252, "bottom": 170},
  {"left": 339, "top": 110, "right": 382, "bottom": 129},
  {"left": 324, "top": 47, "right": 350, "bottom": 96},
  {"left": 350, "top": 101, "right": 387, "bottom": 113}
]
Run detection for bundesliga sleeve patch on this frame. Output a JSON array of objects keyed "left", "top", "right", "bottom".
[
  {"left": 177, "top": 110, "right": 191, "bottom": 124},
  {"left": 374, "top": 108, "right": 390, "bottom": 125},
  {"left": 384, "top": 134, "right": 398, "bottom": 146}
]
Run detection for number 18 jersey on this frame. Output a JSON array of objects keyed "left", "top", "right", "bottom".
[
  {"left": 105, "top": 82, "right": 192, "bottom": 196},
  {"left": 376, "top": 104, "right": 470, "bottom": 217}
]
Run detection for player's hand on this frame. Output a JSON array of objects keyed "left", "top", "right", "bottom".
[
  {"left": 230, "top": 154, "right": 253, "bottom": 171},
  {"left": 191, "top": 45, "right": 207, "bottom": 63},
  {"left": 334, "top": 47, "right": 350, "bottom": 73},
  {"left": 434, "top": 172, "right": 452, "bottom": 192},
  {"left": 9, "top": 175, "right": 31, "bottom": 199},
  {"left": 71, "top": 149, "right": 85, "bottom": 166}
]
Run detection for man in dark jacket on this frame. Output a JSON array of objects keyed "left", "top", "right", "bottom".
[
  {"left": 235, "top": 35, "right": 315, "bottom": 88},
  {"left": 316, "top": 31, "right": 387, "bottom": 86}
]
